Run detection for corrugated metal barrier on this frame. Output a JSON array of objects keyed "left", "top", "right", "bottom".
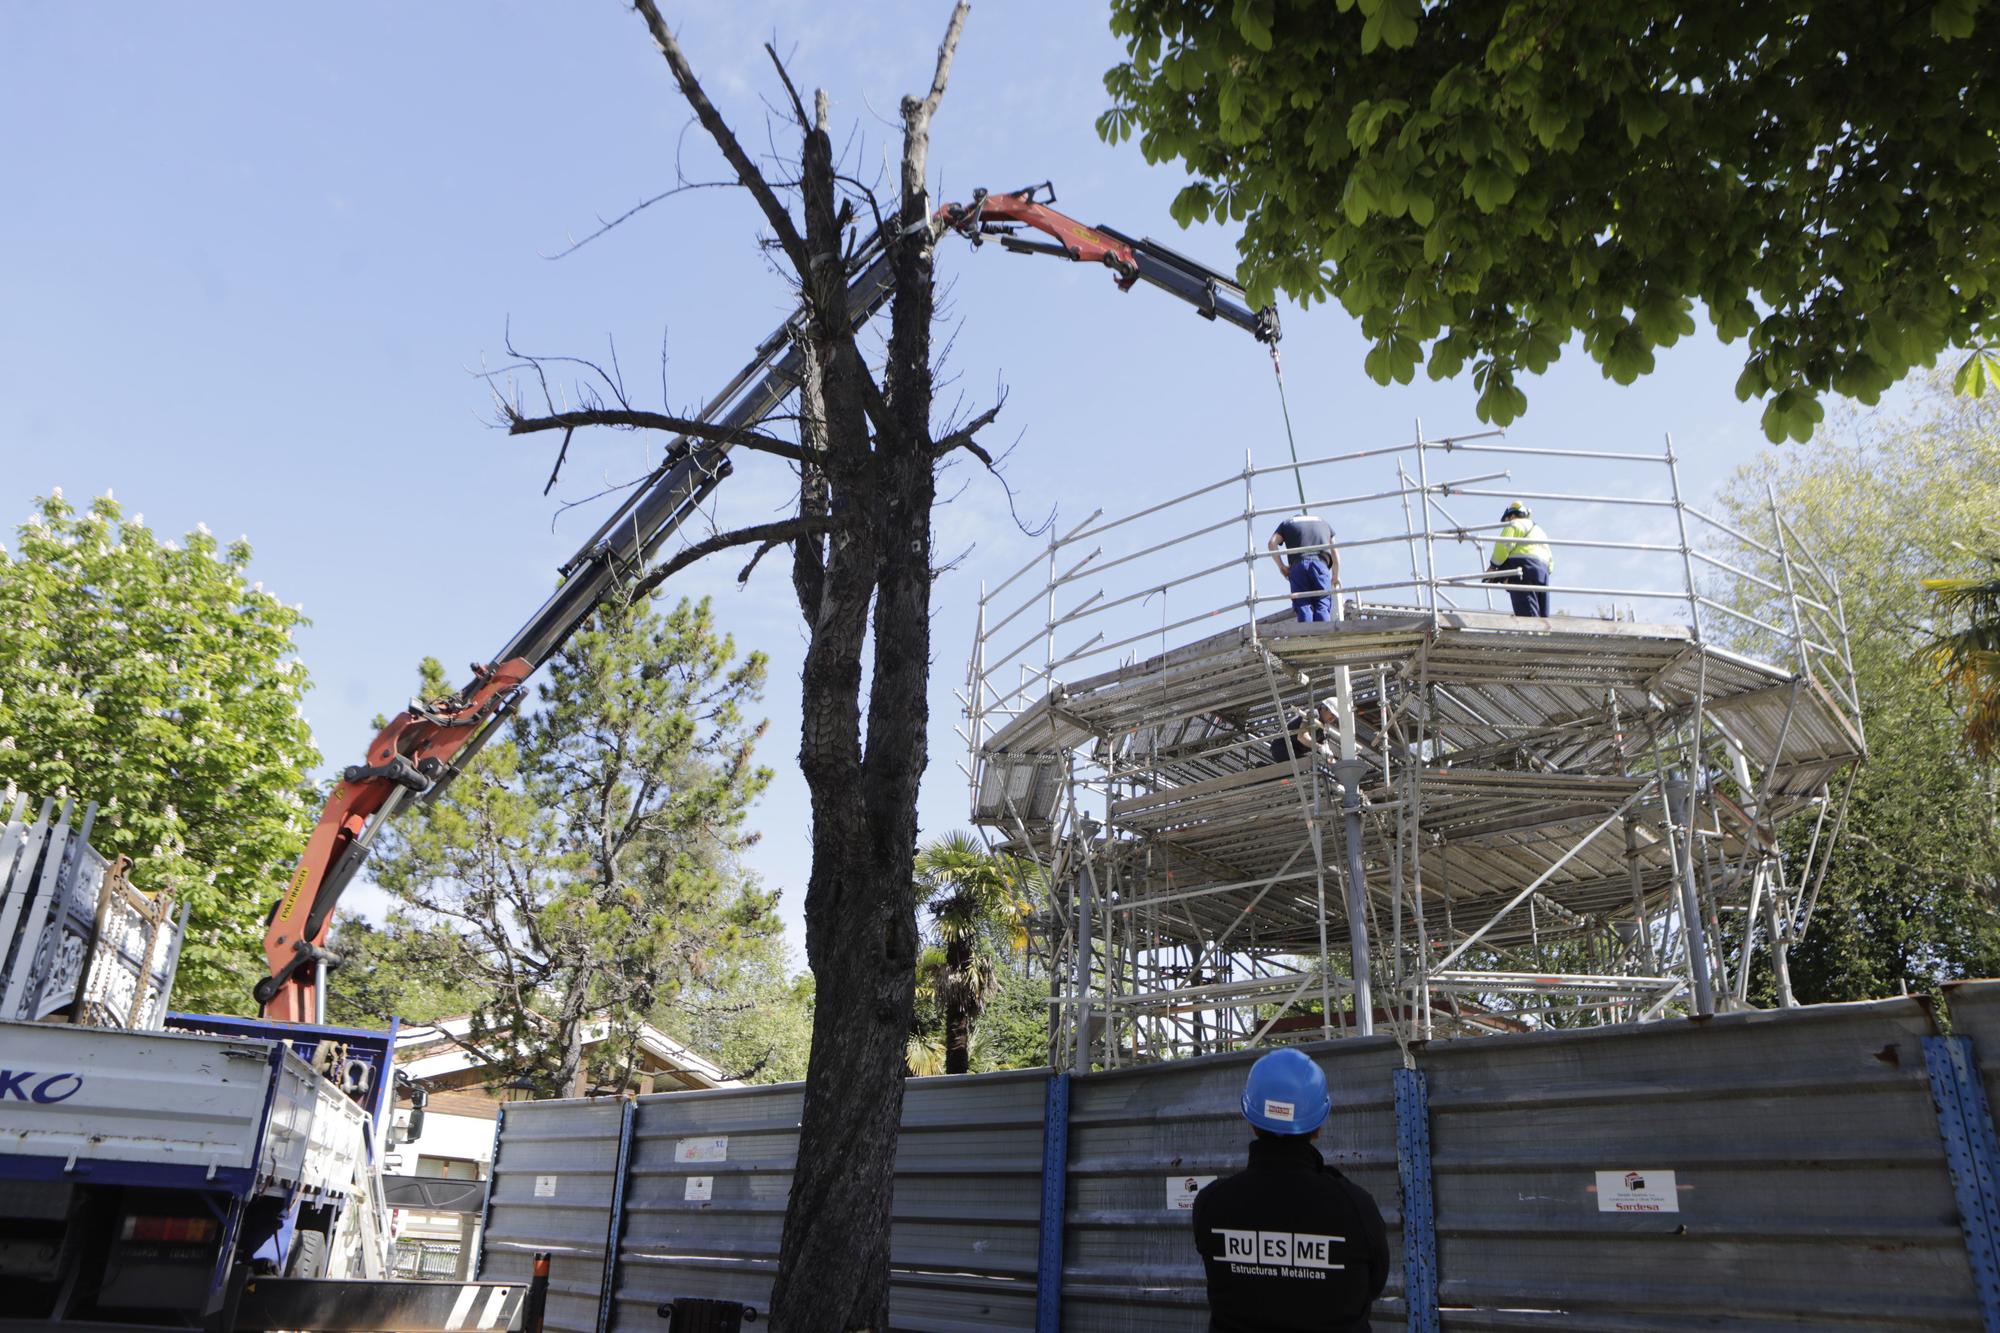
[
  {"left": 1061, "top": 1036, "right": 1407, "bottom": 1331},
  {"left": 478, "top": 994, "right": 2000, "bottom": 1332},
  {"left": 608, "top": 1078, "right": 804, "bottom": 1323},
  {"left": 1425, "top": 998, "right": 1980, "bottom": 1331},
  {"left": 478, "top": 1097, "right": 629, "bottom": 1333}
]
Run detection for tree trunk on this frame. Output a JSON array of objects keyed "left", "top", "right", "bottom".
[
  {"left": 623, "top": 6, "right": 974, "bottom": 1326},
  {"left": 551, "top": 968, "right": 592, "bottom": 1099},
  {"left": 944, "top": 938, "right": 973, "bottom": 1075},
  {"left": 766, "top": 21, "right": 959, "bottom": 1331}
]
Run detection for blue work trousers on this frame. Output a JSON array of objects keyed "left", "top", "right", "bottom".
[
  {"left": 1494, "top": 556, "right": 1550, "bottom": 617},
  {"left": 1289, "top": 559, "right": 1333, "bottom": 621}
]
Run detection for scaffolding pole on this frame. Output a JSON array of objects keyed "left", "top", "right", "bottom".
[{"left": 966, "top": 426, "right": 1859, "bottom": 1061}]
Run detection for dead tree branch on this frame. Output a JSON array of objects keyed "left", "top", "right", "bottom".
[
  {"left": 631, "top": 0, "right": 810, "bottom": 275},
  {"left": 930, "top": 396, "right": 1004, "bottom": 463},
  {"left": 914, "top": 1, "right": 972, "bottom": 123},
  {"left": 545, "top": 178, "right": 737, "bottom": 260},
  {"left": 765, "top": 43, "right": 811, "bottom": 131},
  {"left": 505, "top": 406, "right": 805, "bottom": 464},
  {"left": 630, "top": 513, "right": 841, "bottom": 600}
]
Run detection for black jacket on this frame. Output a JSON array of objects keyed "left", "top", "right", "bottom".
[{"left": 1191, "top": 1135, "right": 1390, "bottom": 1333}]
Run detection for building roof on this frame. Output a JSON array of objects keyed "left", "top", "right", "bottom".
[{"left": 394, "top": 1014, "right": 738, "bottom": 1090}]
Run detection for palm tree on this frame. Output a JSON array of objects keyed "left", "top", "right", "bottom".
[
  {"left": 1922, "top": 544, "right": 2000, "bottom": 760},
  {"left": 912, "top": 831, "right": 1033, "bottom": 1075}
]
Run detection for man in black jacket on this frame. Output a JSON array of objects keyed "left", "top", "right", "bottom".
[{"left": 1192, "top": 1048, "right": 1390, "bottom": 1332}]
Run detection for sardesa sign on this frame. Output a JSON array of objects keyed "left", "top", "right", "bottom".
[{"left": 0, "top": 1069, "right": 84, "bottom": 1103}]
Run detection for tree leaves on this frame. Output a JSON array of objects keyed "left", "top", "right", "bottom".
[
  {"left": 1463, "top": 159, "right": 1517, "bottom": 212},
  {"left": 1364, "top": 330, "right": 1422, "bottom": 385},
  {"left": 1715, "top": 382, "right": 2000, "bottom": 999},
  {"left": 1933, "top": 0, "right": 1981, "bottom": 40},
  {"left": 0, "top": 492, "right": 319, "bottom": 1013},
  {"left": 1099, "top": 1, "right": 2000, "bottom": 439},
  {"left": 910, "top": 831, "right": 1041, "bottom": 1074},
  {"left": 1956, "top": 346, "right": 2000, "bottom": 398},
  {"left": 1170, "top": 182, "right": 1216, "bottom": 227},
  {"left": 360, "top": 596, "right": 778, "bottom": 1096},
  {"left": 1232, "top": 0, "right": 1275, "bottom": 51},
  {"left": 1762, "top": 387, "right": 1826, "bottom": 444},
  {"left": 1359, "top": 0, "right": 1421, "bottom": 54}
]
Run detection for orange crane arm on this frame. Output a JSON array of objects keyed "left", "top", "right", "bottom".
[
  {"left": 256, "top": 660, "right": 532, "bottom": 1021},
  {"left": 258, "top": 183, "right": 1275, "bottom": 1022}
]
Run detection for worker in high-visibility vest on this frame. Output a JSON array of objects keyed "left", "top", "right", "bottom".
[{"left": 1486, "top": 501, "right": 1553, "bottom": 618}]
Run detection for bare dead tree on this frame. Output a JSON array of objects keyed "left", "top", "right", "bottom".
[{"left": 503, "top": 4, "right": 984, "bottom": 1326}]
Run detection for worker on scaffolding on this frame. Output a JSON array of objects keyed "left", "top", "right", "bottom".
[
  {"left": 1267, "top": 701, "right": 1337, "bottom": 769},
  {"left": 1269, "top": 512, "right": 1339, "bottom": 622},
  {"left": 1192, "top": 1049, "right": 1388, "bottom": 1331},
  {"left": 1486, "top": 501, "right": 1554, "bottom": 618}
]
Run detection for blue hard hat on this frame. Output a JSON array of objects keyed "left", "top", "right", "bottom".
[{"left": 1240, "top": 1049, "right": 1331, "bottom": 1134}]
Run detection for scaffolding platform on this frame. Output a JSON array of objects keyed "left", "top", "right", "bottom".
[{"left": 963, "top": 428, "right": 1863, "bottom": 1065}]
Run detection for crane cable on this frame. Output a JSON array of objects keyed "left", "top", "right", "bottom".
[{"left": 1269, "top": 344, "right": 1308, "bottom": 510}]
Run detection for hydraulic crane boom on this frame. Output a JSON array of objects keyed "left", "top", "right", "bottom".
[
  {"left": 257, "top": 184, "right": 1277, "bottom": 1022},
  {"left": 937, "top": 183, "right": 1279, "bottom": 344}
]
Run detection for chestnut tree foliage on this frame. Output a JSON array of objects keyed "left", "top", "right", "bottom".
[
  {"left": 0, "top": 491, "right": 319, "bottom": 1012},
  {"left": 1099, "top": 1, "right": 2000, "bottom": 440}
]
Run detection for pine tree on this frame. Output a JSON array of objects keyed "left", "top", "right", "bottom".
[{"left": 355, "top": 595, "right": 775, "bottom": 1096}]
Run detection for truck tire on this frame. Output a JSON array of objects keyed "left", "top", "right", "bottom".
[{"left": 284, "top": 1225, "right": 329, "bottom": 1279}]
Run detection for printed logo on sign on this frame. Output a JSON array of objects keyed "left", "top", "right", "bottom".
[
  {"left": 0, "top": 1071, "right": 83, "bottom": 1103},
  {"left": 674, "top": 1136, "right": 728, "bottom": 1164},
  {"left": 1167, "top": 1175, "right": 1216, "bottom": 1211},
  {"left": 1593, "top": 1169, "right": 1679, "bottom": 1213},
  {"left": 1215, "top": 1229, "right": 1344, "bottom": 1278},
  {"left": 1262, "top": 1098, "right": 1295, "bottom": 1123}
]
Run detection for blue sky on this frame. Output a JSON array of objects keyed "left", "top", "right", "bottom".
[{"left": 0, "top": 3, "right": 1853, "bottom": 962}]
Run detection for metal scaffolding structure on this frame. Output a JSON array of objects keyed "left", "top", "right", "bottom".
[{"left": 960, "top": 427, "right": 1865, "bottom": 1067}]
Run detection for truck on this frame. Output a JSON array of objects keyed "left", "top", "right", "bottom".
[{"left": 0, "top": 1015, "right": 393, "bottom": 1329}]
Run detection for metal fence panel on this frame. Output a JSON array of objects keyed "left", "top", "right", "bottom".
[
  {"left": 0, "top": 793, "right": 185, "bottom": 1030},
  {"left": 607, "top": 1070, "right": 1046, "bottom": 1332},
  {"left": 480, "top": 1097, "right": 627, "bottom": 1333},
  {"left": 1420, "top": 998, "right": 1979, "bottom": 1331},
  {"left": 1062, "top": 1038, "right": 1409, "bottom": 1332},
  {"left": 479, "top": 994, "right": 2000, "bottom": 1331},
  {"left": 609, "top": 1081, "right": 802, "bottom": 1328},
  {"left": 1947, "top": 979, "right": 2000, "bottom": 1114},
  {"left": 889, "top": 1069, "right": 1045, "bottom": 1331}
]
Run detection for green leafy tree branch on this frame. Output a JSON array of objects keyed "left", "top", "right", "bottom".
[
  {"left": 1100, "top": 1, "right": 1999, "bottom": 440},
  {"left": 0, "top": 491, "right": 319, "bottom": 1011}
]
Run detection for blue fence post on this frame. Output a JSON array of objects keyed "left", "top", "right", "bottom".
[
  {"left": 1036, "top": 1072, "right": 1072, "bottom": 1333},
  {"left": 1394, "top": 1067, "right": 1439, "bottom": 1333},
  {"left": 473, "top": 1104, "right": 506, "bottom": 1281},
  {"left": 595, "top": 1098, "right": 640, "bottom": 1333},
  {"left": 1925, "top": 1034, "right": 2000, "bottom": 1333}
]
